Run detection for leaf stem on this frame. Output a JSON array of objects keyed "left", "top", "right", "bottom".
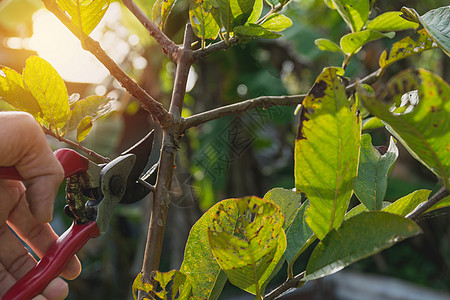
[
  {"left": 42, "top": 126, "right": 111, "bottom": 163},
  {"left": 263, "top": 271, "right": 305, "bottom": 300},
  {"left": 406, "top": 186, "right": 450, "bottom": 220}
]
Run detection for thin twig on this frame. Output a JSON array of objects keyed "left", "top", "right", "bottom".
[
  {"left": 182, "top": 94, "right": 306, "bottom": 130},
  {"left": 406, "top": 186, "right": 450, "bottom": 220},
  {"left": 43, "top": 127, "right": 111, "bottom": 163},
  {"left": 264, "top": 272, "right": 305, "bottom": 300},
  {"left": 193, "top": 37, "right": 239, "bottom": 62},
  {"left": 120, "top": 0, "right": 180, "bottom": 61},
  {"left": 42, "top": 0, "right": 172, "bottom": 128},
  {"left": 346, "top": 69, "right": 382, "bottom": 94}
]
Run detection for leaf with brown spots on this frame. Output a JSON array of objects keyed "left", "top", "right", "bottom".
[
  {"left": 152, "top": 0, "right": 177, "bottom": 30},
  {"left": 295, "top": 67, "right": 361, "bottom": 240},
  {"left": 400, "top": 6, "right": 450, "bottom": 56},
  {"left": 359, "top": 68, "right": 450, "bottom": 189},
  {"left": 208, "top": 196, "right": 286, "bottom": 297},
  {"left": 379, "top": 29, "right": 438, "bottom": 68}
]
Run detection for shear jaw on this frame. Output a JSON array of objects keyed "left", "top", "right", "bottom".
[{"left": 89, "top": 154, "right": 136, "bottom": 235}]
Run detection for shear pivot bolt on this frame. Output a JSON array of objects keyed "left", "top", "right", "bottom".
[{"left": 110, "top": 176, "right": 123, "bottom": 195}]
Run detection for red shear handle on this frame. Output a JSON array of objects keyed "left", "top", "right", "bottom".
[
  {"left": 3, "top": 221, "right": 100, "bottom": 300},
  {"left": 0, "top": 148, "right": 89, "bottom": 181}
]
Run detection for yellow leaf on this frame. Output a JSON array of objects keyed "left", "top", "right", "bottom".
[
  {"left": 76, "top": 116, "right": 93, "bottom": 142},
  {"left": 64, "top": 95, "right": 112, "bottom": 132},
  {"left": 22, "top": 56, "right": 70, "bottom": 131},
  {"left": 0, "top": 66, "right": 42, "bottom": 117},
  {"left": 57, "top": 0, "right": 110, "bottom": 35}
]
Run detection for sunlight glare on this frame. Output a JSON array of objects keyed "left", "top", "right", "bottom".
[{"left": 29, "top": 9, "right": 109, "bottom": 83}]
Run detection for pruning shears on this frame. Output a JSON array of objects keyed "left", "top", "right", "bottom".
[{"left": 0, "top": 131, "right": 155, "bottom": 300}]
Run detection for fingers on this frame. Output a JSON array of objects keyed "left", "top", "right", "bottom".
[
  {"left": 0, "top": 225, "right": 69, "bottom": 300},
  {"left": 0, "top": 112, "right": 64, "bottom": 223},
  {"left": 40, "top": 277, "right": 69, "bottom": 300},
  {"left": 6, "top": 189, "right": 81, "bottom": 280}
]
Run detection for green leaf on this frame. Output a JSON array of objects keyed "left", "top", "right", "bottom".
[
  {"left": 331, "top": 0, "right": 370, "bottom": 32},
  {"left": 260, "top": 14, "right": 292, "bottom": 32},
  {"left": 208, "top": 197, "right": 286, "bottom": 296},
  {"left": 340, "top": 30, "right": 395, "bottom": 54},
  {"left": 344, "top": 202, "right": 391, "bottom": 220},
  {"left": 263, "top": 188, "right": 302, "bottom": 230},
  {"left": 383, "top": 189, "right": 431, "bottom": 217},
  {"left": 152, "top": 0, "right": 177, "bottom": 30},
  {"left": 0, "top": 66, "right": 41, "bottom": 117},
  {"left": 304, "top": 211, "right": 422, "bottom": 280},
  {"left": 234, "top": 24, "right": 281, "bottom": 39},
  {"left": 367, "top": 11, "right": 419, "bottom": 32},
  {"left": 132, "top": 273, "right": 153, "bottom": 300},
  {"left": 314, "top": 38, "right": 344, "bottom": 54},
  {"left": 230, "top": 0, "right": 255, "bottom": 28},
  {"left": 379, "top": 29, "right": 437, "bottom": 69},
  {"left": 56, "top": 0, "right": 110, "bottom": 36},
  {"left": 64, "top": 95, "right": 112, "bottom": 132},
  {"left": 180, "top": 200, "right": 230, "bottom": 300},
  {"left": 132, "top": 271, "right": 192, "bottom": 300},
  {"left": 247, "top": 0, "right": 263, "bottom": 24},
  {"left": 76, "top": 116, "right": 93, "bottom": 142},
  {"left": 401, "top": 6, "right": 450, "bottom": 56},
  {"left": 295, "top": 67, "right": 361, "bottom": 240},
  {"left": 362, "top": 116, "right": 384, "bottom": 130},
  {"left": 284, "top": 200, "right": 315, "bottom": 264},
  {"left": 22, "top": 56, "right": 70, "bottom": 131},
  {"left": 214, "top": 0, "right": 232, "bottom": 37},
  {"left": 359, "top": 69, "right": 450, "bottom": 189},
  {"left": 354, "top": 134, "right": 398, "bottom": 211},
  {"left": 427, "top": 195, "right": 450, "bottom": 213},
  {"left": 189, "top": 0, "right": 220, "bottom": 42}
]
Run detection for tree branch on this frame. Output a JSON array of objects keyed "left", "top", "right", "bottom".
[
  {"left": 407, "top": 186, "right": 450, "bottom": 220},
  {"left": 182, "top": 67, "right": 384, "bottom": 130},
  {"left": 182, "top": 94, "right": 306, "bottom": 130},
  {"left": 120, "top": 0, "right": 180, "bottom": 61},
  {"left": 140, "top": 25, "right": 194, "bottom": 296},
  {"left": 264, "top": 272, "right": 305, "bottom": 300},
  {"left": 43, "top": 127, "right": 111, "bottom": 163},
  {"left": 42, "top": 0, "right": 173, "bottom": 128}
]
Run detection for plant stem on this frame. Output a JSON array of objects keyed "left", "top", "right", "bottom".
[
  {"left": 193, "top": 37, "right": 239, "bottom": 62},
  {"left": 406, "top": 186, "right": 450, "bottom": 220},
  {"left": 139, "top": 25, "right": 193, "bottom": 297},
  {"left": 42, "top": 0, "right": 172, "bottom": 128},
  {"left": 42, "top": 127, "right": 111, "bottom": 163},
  {"left": 120, "top": 0, "right": 180, "bottom": 61},
  {"left": 263, "top": 271, "right": 305, "bottom": 300},
  {"left": 182, "top": 94, "right": 307, "bottom": 130}
]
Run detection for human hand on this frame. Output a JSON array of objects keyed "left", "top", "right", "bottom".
[{"left": 0, "top": 112, "right": 81, "bottom": 299}]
